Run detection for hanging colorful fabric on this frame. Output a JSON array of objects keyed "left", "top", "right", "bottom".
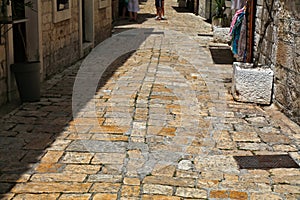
[
  {"left": 237, "top": 14, "right": 247, "bottom": 61},
  {"left": 229, "top": 7, "right": 245, "bottom": 35},
  {"left": 231, "top": 12, "right": 245, "bottom": 55}
]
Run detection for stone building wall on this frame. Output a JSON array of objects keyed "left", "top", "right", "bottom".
[
  {"left": 41, "top": 0, "right": 112, "bottom": 79},
  {"left": 254, "top": 0, "right": 300, "bottom": 124},
  {"left": 198, "top": 0, "right": 207, "bottom": 18},
  {"left": 0, "top": 41, "right": 7, "bottom": 105},
  {"left": 41, "top": 0, "right": 81, "bottom": 79},
  {"left": 111, "top": 0, "right": 119, "bottom": 22},
  {"left": 94, "top": 0, "right": 112, "bottom": 45}
]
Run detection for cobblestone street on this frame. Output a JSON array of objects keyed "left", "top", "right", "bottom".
[{"left": 0, "top": 0, "right": 300, "bottom": 199}]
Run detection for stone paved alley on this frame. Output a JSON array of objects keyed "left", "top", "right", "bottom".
[{"left": 0, "top": 0, "right": 300, "bottom": 199}]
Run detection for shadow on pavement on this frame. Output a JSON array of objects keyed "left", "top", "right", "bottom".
[
  {"left": 115, "top": 13, "right": 157, "bottom": 26},
  {"left": 209, "top": 46, "right": 235, "bottom": 64},
  {"left": 0, "top": 28, "right": 152, "bottom": 198},
  {"left": 171, "top": 6, "right": 191, "bottom": 13}
]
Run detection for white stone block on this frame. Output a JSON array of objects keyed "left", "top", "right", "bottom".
[
  {"left": 232, "top": 62, "right": 274, "bottom": 105},
  {"left": 213, "top": 27, "right": 231, "bottom": 43}
]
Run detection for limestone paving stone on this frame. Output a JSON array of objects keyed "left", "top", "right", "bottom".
[
  {"left": 63, "top": 164, "right": 101, "bottom": 174},
  {"left": 250, "top": 193, "right": 283, "bottom": 200},
  {"left": 151, "top": 164, "right": 176, "bottom": 177},
  {"left": 231, "top": 131, "right": 261, "bottom": 142},
  {"left": 67, "top": 133, "right": 93, "bottom": 140},
  {"left": 123, "top": 177, "right": 140, "bottom": 185},
  {"left": 20, "top": 150, "right": 47, "bottom": 163},
  {"left": 87, "top": 174, "right": 123, "bottom": 183},
  {"left": 120, "top": 185, "right": 140, "bottom": 197},
  {"left": 40, "top": 150, "right": 64, "bottom": 163},
  {"left": 13, "top": 193, "right": 60, "bottom": 200},
  {"left": 259, "top": 132, "right": 291, "bottom": 144},
  {"left": 209, "top": 190, "right": 229, "bottom": 199},
  {"left": 35, "top": 163, "right": 65, "bottom": 173},
  {"left": 101, "top": 164, "right": 123, "bottom": 175},
  {"left": 175, "top": 187, "right": 207, "bottom": 199},
  {"left": 93, "top": 193, "right": 118, "bottom": 200},
  {"left": 47, "top": 139, "right": 73, "bottom": 151},
  {"left": 237, "top": 142, "right": 272, "bottom": 151},
  {"left": 143, "top": 184, "right": 173, "bottom": 195},
  {"left": 0, "top": 174, "right": 31, "bottom": 183},
  {"left": 274, "top": 185, "right": 300, "bottom": 194},
  {"left": 270, "top": 168, "right": 300, "bottom": 185},
  {"left": 272, "top": 144, "right": 298, "bottom": 152},
  {"left": 143, "top": 176, "right": 195, "bottom": 187},
  {"left": 67, "top": 140, "right": 128, "bottom": 153},
  {"left": 239, "top": 170, "right": 271, "bottom": 184},
  {"left": 92, "top": 153, "right": 126, "bottom": 164},
  {"left": 11, "top": 182, "right": 92, "bottom": 193},
  {"left": 197, "top": 179, "right": 220, "bottom": 189},
  {"left": 89, "top": 183, "right": 121, "bottom": 193},
  {"left": 58, "top": 193, "right": 92, "bottom": 200},
  {"left": 284, "top": 194, "right": 300, "bottom": 200},
  {"left": 142, "top": 195, "right": 181, "bottom": 200},
  {"left": 229, "top": 191, "right": 248, "bottom": 200},
  {"left": 178, "top": 160, "right": 193, "bottom": 170},
  {"left": 61, "top": 152, "right": 94, "bottom": 164},
  {"left": 30, "top": 173, "right": 87, "bottom": 182}
]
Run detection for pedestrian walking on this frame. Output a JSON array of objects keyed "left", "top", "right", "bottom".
[
  {"left": 161, "top": 0, "right": 165, "bottom": 19},
  {"left": 121, "top": 0, "right": 129, "bottom": 19},
  {"left": 128, "top": 0, "right": 140, "bottom": 22},
  {"left": 155, "top": 0, "right": 165, "bottom": 20}
]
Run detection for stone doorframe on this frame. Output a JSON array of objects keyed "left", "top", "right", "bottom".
[{"left": 79, "top": 0, "right": 94, "bottom": 58}]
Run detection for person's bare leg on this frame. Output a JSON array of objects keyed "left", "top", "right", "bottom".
[
  {"left": 134, "top": 12, "right": 138, "bottom": 21},
  {"left": 122, "top": 6, "right": 126, "bottom": 18},
  {"left": 156, "top": 7, "right": 162, "bottom": 19},
  {"left": 162, "top": 0, "right": 165, "bottom": 18},
  {"left": 129, "top": 11, "right": 133, "bottom": 20}
]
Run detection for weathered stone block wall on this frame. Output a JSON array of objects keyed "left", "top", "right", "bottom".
[
  {"left": 0, "top": 42, "right": 7, "bottom": 106},
  {"left": 198, "top": 0, "right": 207, "bottom": 18},
  {"left": 254, "top": 0, "right": 300, "bottom": 124},
  {"left": 41, "top": 0, "right": 80, "bottom": 79},
  {"left": 111, "top": 0, "right": 119, "bottom": 21},
  {"left": 194, "top": 0, "right": 198, "bottom": 14},
  {"left": 94, "top": 0, "right": 112, "bottom": 45}
]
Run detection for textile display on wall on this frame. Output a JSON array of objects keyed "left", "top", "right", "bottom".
[{"left": 229, "top": 6, "right": 247, "bottom": 62}]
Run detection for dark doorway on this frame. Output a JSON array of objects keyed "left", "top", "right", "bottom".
[{"left": 11, "top": 0, "right": 27, "bottom": 62}]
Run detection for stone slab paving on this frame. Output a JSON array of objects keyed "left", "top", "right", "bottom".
[{"left": 0, "top": 0, "right": 300, "bottom": 199}]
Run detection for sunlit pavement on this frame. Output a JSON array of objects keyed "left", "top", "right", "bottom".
[{"left": 0, "top": 0, "right": 299, "bottom": 199}]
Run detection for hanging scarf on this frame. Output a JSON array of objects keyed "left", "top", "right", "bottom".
[
  {"left": 237, "top": 14, "right": 247, "bottom": 61},
  {"left": 231, "top": 12, "right": 245, "bottom": 55},
  {"left": 229, "top": 7, "right": 245, "bottom": 35}
]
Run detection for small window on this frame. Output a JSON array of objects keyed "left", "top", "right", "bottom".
[
  {"left": 53, "top": 0, "right": 71, "bottom": 23},
  {"left": 57, "top": 0, "right": 69, "bottom": 11}
]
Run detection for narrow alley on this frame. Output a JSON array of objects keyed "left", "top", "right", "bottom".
[{"left": 0, "top": 0, "right": 299, "bottom": 199}]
